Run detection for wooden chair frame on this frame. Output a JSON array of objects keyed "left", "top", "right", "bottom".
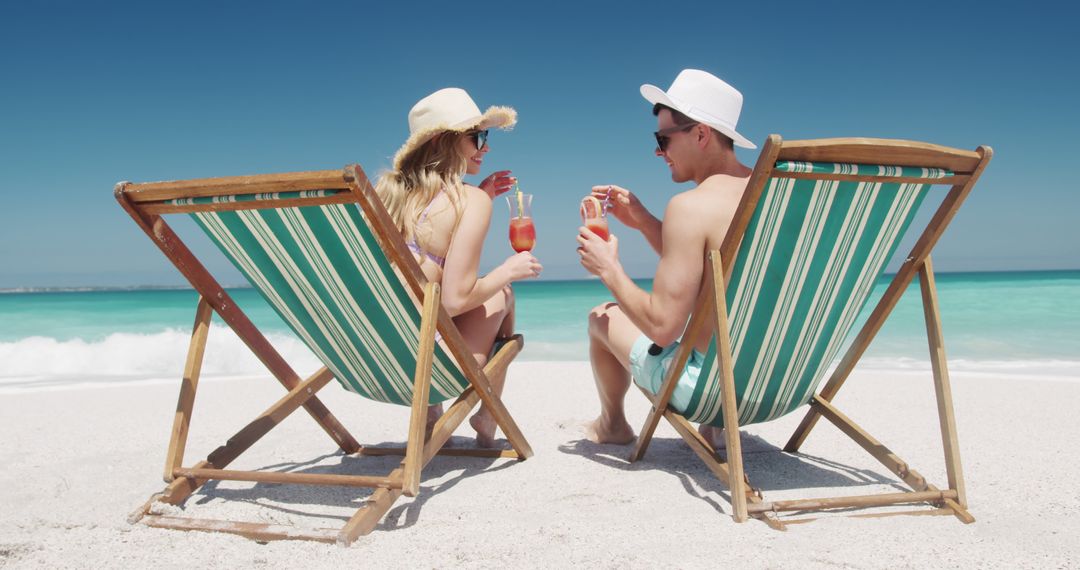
[
  {"left": 116, "top": 165, "right": 533, "bottom": 545},
  {"left": 629, "top": 136, "right": 993, "bottom": 530}
]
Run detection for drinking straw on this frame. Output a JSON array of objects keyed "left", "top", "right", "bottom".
[{"left": 515, "top": 184, "right": 524, "bottom": 219}]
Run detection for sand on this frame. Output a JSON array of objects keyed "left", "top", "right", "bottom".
[{"left": 1, "top": 361, "right": 1078, "bottom": 568}]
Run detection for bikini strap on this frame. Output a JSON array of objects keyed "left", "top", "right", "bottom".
[
  {"left": 417, "top": 187, "right": 445, "bottom": 224},
  {"left": 408, "top": 187, "right": 448, "bottom": 267}
]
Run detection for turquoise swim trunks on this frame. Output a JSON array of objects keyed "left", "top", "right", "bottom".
[{"left": 629, "top": 335, "right": 705, "bottom": 414}]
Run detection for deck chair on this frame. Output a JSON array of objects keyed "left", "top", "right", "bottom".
[
  {"left": 630, "top": 136, "right": 992, "bottom": 529},
  {"left": 116, "top": 164, "right": 533, "bottom": 545}
]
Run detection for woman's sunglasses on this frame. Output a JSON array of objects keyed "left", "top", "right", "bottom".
[
  {"left": 468, "top": 129, "right": 489, "bottom": 151},
  {"left": 653, "top": 123, "right": 698, "bottom": 152}
]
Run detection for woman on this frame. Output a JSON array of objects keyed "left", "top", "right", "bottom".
[{"left": 376, "top": 87, "right": 542, "bottom": 447}]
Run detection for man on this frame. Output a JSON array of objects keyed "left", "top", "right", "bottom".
[{"left": 577, "top": 69, "right": 756, "bottom": 447}]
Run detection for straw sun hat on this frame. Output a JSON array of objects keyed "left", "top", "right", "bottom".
[{"left": 392, "top": 87, "right": 517, "bottom": 171}]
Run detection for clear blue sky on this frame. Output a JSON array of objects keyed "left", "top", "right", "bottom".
[{"left": 1, "top": 1, "right": 1076, "bottom": 288}]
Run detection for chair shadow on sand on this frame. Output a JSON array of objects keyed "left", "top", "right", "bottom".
[
  {"left": 187, "top": 436, "right": 516, "bottom": 533},
  {"left": 558, "top": 433, "right": 906, "bottom": 518}
]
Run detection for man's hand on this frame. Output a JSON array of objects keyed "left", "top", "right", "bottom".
[
  {"left": 577, "top": 227, "right": 622, "bottom": 282},
  {"left": 592, "top": 184, "right": 649, "bottom": 230},
  {"left": 480, "top": 170, "right": 516, "bottom": 199}
]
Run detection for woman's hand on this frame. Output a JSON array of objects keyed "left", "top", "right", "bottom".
[
  {"left": 577, "top": 227, "right": 621, "bottom": 281},
  {"left": 501, "top": 251, "right": 543, "bottom": 281},
  {"left": 591, "top": 184, "right": 649, "bottom": 230},
  {"left": 480, "top": 170, "right": 516, "bottom": 200}
]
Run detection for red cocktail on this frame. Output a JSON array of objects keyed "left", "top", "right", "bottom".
[
  {"left": 509, "top": 217, "right": 536, "bottom": 252},
  {"left": 580, "top": 196, "right": 610, "bottom": 241},
  {"left": 585, "top": 218, "right": 609, "bottom": 241},
  {"left": 506, "top": 189, "right": 535, "bottom": 252}
]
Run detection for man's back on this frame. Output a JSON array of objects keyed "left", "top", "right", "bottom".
[{"left": 667, "top": 173, "right": 750, "bottom": 352}]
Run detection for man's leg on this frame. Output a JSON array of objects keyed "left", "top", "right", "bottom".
[{"left": 585, "top": 302, "right": 643, "bottom": 445}]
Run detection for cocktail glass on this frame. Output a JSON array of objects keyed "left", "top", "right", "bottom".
[
  {"left": 580, "top": 196, "right": 609, "bottom": 241},
  {"left": 506, "top": 192, "right": 535, "bottom": 252}
]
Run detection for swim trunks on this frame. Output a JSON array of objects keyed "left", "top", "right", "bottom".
[{"left": 629, "top": 335, "right": 704, "bottom": 414}]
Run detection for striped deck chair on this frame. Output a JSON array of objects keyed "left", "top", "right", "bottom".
[
  {"left": 115, "top": 165, "right": 533, "bottom": 545},
  {"left": 630, "top": 136, "right": 992, "bottom": 529}
]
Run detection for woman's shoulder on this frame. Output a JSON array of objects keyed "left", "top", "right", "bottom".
[
  {"left": 460, "top": 182, "right": 486, "bottom": 197},
  {"left": 454, "top": 183, "right": 492, "bottom": 217},
  {"left": 459, "top": 183, "right": 491, "bottom": 205}
]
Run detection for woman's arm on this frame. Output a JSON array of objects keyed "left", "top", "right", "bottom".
[{"left": 440, "top": 185, "right": 541, "bottom": 316}]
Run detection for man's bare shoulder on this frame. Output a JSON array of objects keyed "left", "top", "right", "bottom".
[
  {"left": 663, "top": 185, "right": 719, "bottom": 230},
  {"left": 670, "top": 174, "right": 749, "bottom": 210},
  {"left": 698, "top": 173, "right": 751, "bottom": 194}
]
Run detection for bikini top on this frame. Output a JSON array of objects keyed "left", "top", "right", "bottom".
[{"left": 405, "top": 189, "right": 447, "bottom": 267}]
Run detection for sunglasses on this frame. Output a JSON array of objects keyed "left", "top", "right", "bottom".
[
  {"left": 653, "top": 123, "right": 698, "bottom": 152},
  {"left": 468, "top": 129, "right": 489, "bottom": 151}
]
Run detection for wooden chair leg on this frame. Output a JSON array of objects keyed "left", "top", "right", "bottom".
[
  {"left": 338, "top": 386, "right": 492, "bottom": 544},
  {"left": 403, "top": 283, "right": 439, "bottom": 497},
  {"left": 164, "top": 296, "right": 214, "bottom": 482},
  {"left": 811, "top": 395, "right": 974, "bottom": 523},
  {"left": 170, "top": 367, "right": 336, "bottom": 503},
  {"left": 338, "top": 486, "right": 404, "bottom": 546},
  {"left": 919, "top": 256, "right": 968, "bottom": 508},
  {"left": 663, "top": 411, "right": 783, "bottom": 530},
  {"left": 706, "top": 251, "right": 748, "bottom": 522},
  {"left": 630, "top": 392, "right": 666, "bottom": 463}
]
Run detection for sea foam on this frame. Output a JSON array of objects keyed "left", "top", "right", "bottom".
[
  {"left": 3, "top": 325, "right": 1077, "bottom": 395},
  {"left": 0, "top": 325, "right": 321, "bottom": 391}
]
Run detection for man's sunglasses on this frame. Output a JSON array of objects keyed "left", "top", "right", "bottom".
[
  {"left": 468, "top": 129, "right": 489, "bottom": 151},
  {"left": 653, "top": 123, "right": 698, "bottom": 152}
]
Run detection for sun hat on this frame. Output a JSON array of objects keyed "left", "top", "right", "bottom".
[
  {"left": 391, "top": 87, "right": 516, "bottom": 170},
  {"left": 640, "top": 69, "right": 756, "bottom": 150}
]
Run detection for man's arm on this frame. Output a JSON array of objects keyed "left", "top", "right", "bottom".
[
  {"left": 580, "top": 193, "right": 705, "bottom": 345},
  {"left": 635, "top": 214, "right": 664, "bottom": 256},
  {"left": 593, "top": 185, "right": 664, "bottom": 255}
]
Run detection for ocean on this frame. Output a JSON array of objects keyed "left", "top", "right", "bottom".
[{"left": 1, "top": 271, "right": 1077, "bottom": 392}]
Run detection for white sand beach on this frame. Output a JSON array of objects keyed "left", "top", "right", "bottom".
[{"left": 1, "top": 361, "right": 1078, "bottom": 568}]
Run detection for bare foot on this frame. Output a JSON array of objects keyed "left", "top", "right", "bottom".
[
  {"left": 469, "top": 412, "right": 498, "bottom": 448},
  {"left": 698, "top": 424, "right": 727, "bottom": 450},
  {"left": 585, "top": 417, "right": 636, "bottom": 445}
]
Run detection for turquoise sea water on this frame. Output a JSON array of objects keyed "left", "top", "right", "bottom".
[{"left": 1, "top": 271, "right": 1077, "bottom": 388}]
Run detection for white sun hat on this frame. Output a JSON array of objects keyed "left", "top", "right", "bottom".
[
  {"left": 392, "top": 87, "right": 516, "bottom": 170},
  {"left": 640, "top": 69, "right": 756, "bottom": 149}
]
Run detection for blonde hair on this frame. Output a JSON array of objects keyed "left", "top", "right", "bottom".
[{"left": 375, "top": 131, "right": 469, "bottom": 246}]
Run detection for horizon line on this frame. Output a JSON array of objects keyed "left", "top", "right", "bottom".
[{"left": 4, "top": 267, "right": 1079, "bottom": 294}]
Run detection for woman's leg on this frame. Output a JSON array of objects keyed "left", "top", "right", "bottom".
[{"left": 453, "top": 285, "right": 515, "bottom": 447}]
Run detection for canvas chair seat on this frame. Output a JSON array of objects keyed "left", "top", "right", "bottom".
[
  {"left": 687, "top": 161, "right": 949, "bottom": 427},
  {"left": 630, "top": 136, "right": 992, "bottom": 529},
  {"left": 116, "top": 165, "right": 533, "bottom": 545},
  {"left": 179, "top": 190, "right": 469, "bottom": 405}
]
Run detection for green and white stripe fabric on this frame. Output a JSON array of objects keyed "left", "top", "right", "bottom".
[
  {"left": 774, "top": 161, "right": 951, "bottom": 179},
  {"left": 168, "top": 189, "right": 345, "bottom": 206},
  {"left": 683, "top": 162, "right": 945, "bottom": 427},
  {"left": 189, "top": 200, "right": 469, "bottom": 406}
]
